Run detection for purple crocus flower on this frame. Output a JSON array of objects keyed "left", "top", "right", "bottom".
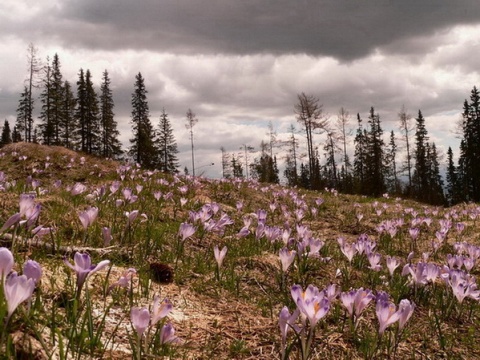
[
  {"left": 64, "top": 252, "right": 110, "bottom": 296},
  {"left": 397, "top": 299, "right": 415, "bottom": 330},
  {"left": 160, "top": 323, "right": 181, "bottom": 344},
  {"left": 279, "top": 306, "right": 300, "bottom": 344},
  {"left": 279, "top": 248, "right": 296, "bottom": 272},
  {"left": 213, "top": 245, "right": 228, "bottom": 269},
  {"left": 1, "top": 213, "right": 21, "bottom": 233},
  {"left": 23, "top": 260, "right": 42, "bottom": 283},
  {"left": 4, "top": 272, "right": 35, "bottom": 320},
  {"left": 102, "top": 227, "right": 113, "bottom": 246},
  {"left": 131, "top": 306, "right": 150, "bottom": 338},
  {"left": 0, "top": 247, "right": 14, "bottom": 280},
  {"left": 151, "top": 296, "right": 173, "bottom": 326},
  {"left": 178, "top": 223, "right": 196, "bottom": 241},
  {"left": 376, "top": 297, "right": 400, "bottom": 335},
  {"left": 79, "top": 207, "right": 99, "bottom": 230}
]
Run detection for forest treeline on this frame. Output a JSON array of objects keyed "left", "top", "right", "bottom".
[{"left": 1, "top": 46, "right": 478, "bottom": 206}]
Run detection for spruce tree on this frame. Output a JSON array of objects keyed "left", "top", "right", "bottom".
[
  {"left": 75, "top": 69, "right": 88, "bottom": 151},
  {"left": 1, "top": 120, "right": 12, "bottom": 146},
  {"left": 458, "top": 86, "right": 480, "bottom": 201},
  {"left": 363, "top": 107, "right": 386, "bottom": 197},
  {"left": 446, "top": 147, "right": 460, "bottom": 205},
  {"left": 129, "top": 73, "right": 156, "bottom": 168},
  {"left": 84, "top": 70, "right": 101, "bottom": 154},
  {"left": 61, "top": 81, "right": 77, "bottom": 149},
  {"left": 155, "top": 108, "right": 179, "bottom": 173},
  {"left": 412, "top": 110, "right": 429, "bottom": 201},
  {"left": 100, "top": 70, "right": 122, "bottom": 158},
  {"left": 15, "top": 86, "right": 30, "bottom": 141},
  {"left": 385, "top": 130, "right": 398, "bottom": 194},
  {"left": 50, "top": 53, "right": 64, "bottom": 145},
  {"left": 353, "top": 113, "right": 367, "bottom": 194},
  {"left": 38, "top": 57, "right": 54, "bottom": 145}
]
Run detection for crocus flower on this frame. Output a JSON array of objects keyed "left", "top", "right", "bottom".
[
  {"left": 131, "top": 307, "right": 150, "bottom": 338},
  {"left": 178, "top": 223, "right": 196, "bottom": 241},
  {"left": 4, "top": 272, "right": 35, "bottom": 320},
  {"left": 214, "top": 245, "right": 228, "bottom": 268},
  {"left": 279, "top": 306, "right": 300, "bottom": 344},
  {"left": 109, "top": 268, "right": 136, "bottom": 292},
  {"left": 340, "top": 288, "right": 375, "bottom": 319},
  {"left": 151, "top": 296, "right": 173, "bottom": 326},
  {"left": 0, "top": 247, "right": 14, "bottom": 280},
  {"left": 367, "top": 252, "right": 382, "bottom": 271},
  {"left": 160, "top": 323, "right": 181, "bottom": 344},
  {"left": 102, "top": 227, "right": 112, "bottom": 246},
  {"left": 23, "top": 260, "right": 42, "bottom": 283},
  {"left": 1, "top": 213, "right": 21, "bottom": 233},
  {"left": 63, "top": 252, "right": 110, "bottom": 296},
  {"left": 397, "top": 299, "right": 415, "bottom": 330},
  {"left": 376, "top": 298, "right": 400, "bottom": 335},
  {"left": 79, "top": 207, "right": 99, "bottom": 229},
  {"left": 291, "top": 284, "right": 330, "bottom": 327},
  {"left": 386, "top": 256, "right": 400, "bottom": 276},
  {"left": 279, "top": 248, "right": 296, "bottom": 272}
]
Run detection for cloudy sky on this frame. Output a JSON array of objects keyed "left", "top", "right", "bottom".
[{"left": 1, "top": 1, "right": 480, "bottom": 179}]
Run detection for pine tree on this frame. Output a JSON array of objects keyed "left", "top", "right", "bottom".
[
  {"left": 231, "top": 155, "right": 243, "bottom": 178},
  {"left": 75, "top": 69, "right": 88, "bottom": 151},
  {"left": 458, "top": 86, "right": 480, "bottom": 201},
  {"left": 353, "top": 113, "right": 367, "bottom": 194},
  {"left": 363, "top": 107, "right": 386, "bottom": 196},
  {"left": 446, "top": 147, "right": 460, "bottom": 205},
  {"left": 100, "top": 70, "right": 122, "bottom": 158},
  {"left": 412, "top": 110, "right": 429, "bottom": 201},
  {"left": 25, "top": 43, "right": 42, "bottom": 142},
  {"left": 323, "top": 130, "right": 338, "bottom": 188},
  {"left": 50, "top": 53, "right": 64, "bottom": 145},
  {"left": 251, "top": 141, "right": 279, "bottom": 183},
  {"left": 283, "top": 125, "right": 299, "bottom": 187},
  {"left": 425, "top": 143, "right": 445, "bottom": 205},
  {"left": 38, "top": 56, "right": 54, "bottom": 145},
  {"left": 84, "top": 70, "right": 101, "bottom": 154},
  {"left": 15, "top": 86, "right": 30, "bottom": 141},
  {"left": 220, "top": 147, "right": 232, "bottom": 178},
  {"left": 1, "top": 120, "right": 12, "bottom": 146},
  {"left": 61, "top": 81, "right": 77, "bottom": 149},
  {"left": 155, "top": 108, "right": 179, "bottom": 173},
  {"left": 385, "top": 130, "right": 398, "bottom": 194},
  {"left": 129, "top": 73, "right": 156, "bottom": 168}
]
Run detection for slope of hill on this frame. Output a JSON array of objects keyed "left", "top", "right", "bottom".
[{"left": 0, "top": 143, "right": 479, "bottom": 359}]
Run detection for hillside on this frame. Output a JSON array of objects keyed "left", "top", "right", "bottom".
[{"left": 0, "top": 142, "right": 480, "bottom": 359}]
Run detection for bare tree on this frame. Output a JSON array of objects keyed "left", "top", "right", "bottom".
[
  {"left": 239, "top": 143, "right": 255, "bottom": 180},
  {"left": 294, "top": 93, "right": 327, "bottom": 187},
  {"left": 335, "top": 107, "right": 352, "bottom": 174},
  {"left": 398, "top": 105, "right": 414, "bottom": 191},
  {"left": 185, "top": 109, "right": 198, "bottom": 176}
]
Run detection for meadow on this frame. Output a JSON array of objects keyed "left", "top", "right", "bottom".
[{"left": 1, "top": 142, "right": 480, "bottom": 359}]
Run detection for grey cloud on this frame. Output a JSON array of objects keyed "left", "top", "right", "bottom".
[{"left": 31, "top": 1, "right": 480, "bottom": 60}]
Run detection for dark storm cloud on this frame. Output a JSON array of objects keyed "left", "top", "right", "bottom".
[{"left": 44, "top": 0, "right": 480, "bottom": 60}]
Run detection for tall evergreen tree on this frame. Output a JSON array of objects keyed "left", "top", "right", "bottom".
[
  {"left": 425, "top": 143, "right": 445, "bottom": 205},
  {"left": 99, "top": 70, "right": 122, "bottom": 158},
  {"left": 363, "top": 107, "right": 386, "bottom": 196},
  {"left": 251, "top": 141, "right": 279, "bottom": 183},
  {"left": 155, "top": 108, "right": 179, "bottom": 173},
  {"left": 38, "top": 56, "right": 54, "bottom": 145},
  {"left": 353, "top": 113, "right": 367, "bottom": 194},
  {"left": 323, "top": 130, "right": 338, "bottom": 188},
  {"left": 283, "top": 124, "right": 299, "bottom": 187},
  {"left": 412, "top": 110, "right": 429, "bottom": 202},
  {"left": 385, "top": 130, "right": 398, "bottom": 194},
  {"left": 84, "top": 70, "right": 100, "bottom": 154},
  {"left": 129, "top": 73, "right": 156, "bottom": 168},
  {"left": 61, "top": 81, "right": 77, "bottom": 149},
  {"left": 231, "top": 154, "right": 243, "bottom": 178},
  {"left": 24, "top": 43, "right": 42, "bottom": 142},
  {"left": 446, "top": 146, "right": 460, "bottom": 205},
  {"left": 50, "top": 53, "right": 64, "bottom": 145},
  {"left": 15, "top": 86, "right": 30, "bottom": 141},
  {"left": 220, "top": 147, "right": 232, "bottom": 178},
  {"left": 75, "top": 69, "right": 88, "bottom": 151},
  {"left": 1, "top": 120, "right": 12, "bottom": 146},
  {"left": 458, "top": 86, "right": 480, "bottom": 202}
]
